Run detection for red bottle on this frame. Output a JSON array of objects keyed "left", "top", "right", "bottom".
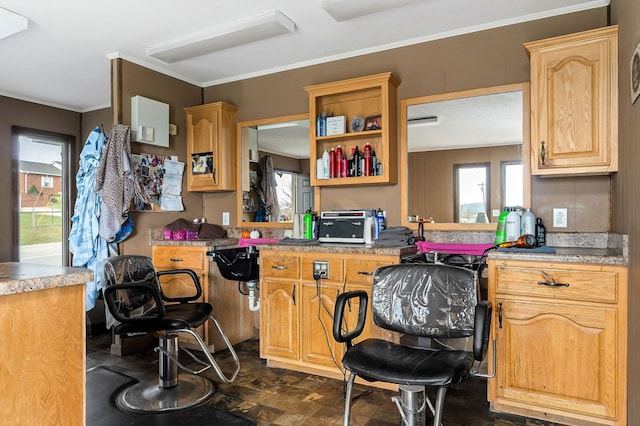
[
  {"left": 336, "top": 145, "right": 343, "bottom": 177},
  {"left": 363, "top": 142, "right": 372, "bottom": 176},
  {"left": 329, "top": 148, "right": 336, "bottom": 178},
  {"left": 341, "top": 155, "right": 348, "bottom": 178}
]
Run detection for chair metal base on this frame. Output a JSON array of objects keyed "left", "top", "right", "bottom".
[{"left": 116, "top": 374, "right": 215, "bottom": 413}]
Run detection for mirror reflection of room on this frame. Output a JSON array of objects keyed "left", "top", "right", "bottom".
[
  {"left": 240, "top": 117, "right": 313, "bottom": 224},
  {"left": 404, "top": 83, "right": 529, "bottom": 226}
]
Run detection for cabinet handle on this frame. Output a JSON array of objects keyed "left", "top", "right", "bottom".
[
  {"left": 498, "top": 302, "right": 503, "bottom": 329},
  {"left": 540, "top": 140, "right": 546, "bottom": 165},
  {"left": 357, "top": 271, "right": 373, "bottom": 276},
  {"left": 272, "top": 265, "right": 288, "bottom": 270},
  {"left": 537, "top": 280, "right": 570, "bottom": 287},
  {"left": 170, "top": 257, "right": 183, "bottom": 262},
  {"left": 292, "top": 284, "right": 296, "bottom": 305}
]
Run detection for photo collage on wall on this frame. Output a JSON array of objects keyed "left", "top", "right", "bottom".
[{"left": 131, "top": 153, "right": 185, "bottom": 211}]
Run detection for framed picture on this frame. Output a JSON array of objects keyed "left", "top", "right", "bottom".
[
  {"left": 191, "top": 152, "right": 213, "bottom": 175},
  {"left": 364, "top": 115, "right": 382, "bottom": 131}
]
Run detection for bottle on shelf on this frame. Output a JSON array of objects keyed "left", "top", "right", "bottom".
[
  {"left": 353, "top": 146, "right": 361, "bottom": 177},
  {"left": 536, "top": 217, "right": 546, "bottom": 246},
  {"left": 371, "top": 150, "right": 378, "bottom": 176},
  {"left": 329, "top": 148, "right": 336, "bottom": 178},
  {"left": 336, "top": 145, "right": 343, "bottom": 177},
  {"left": 364, "top": 143, "right": 372, "bottom": 176},
  {"left": 317, "top": 112, "right": 327, "bottom": 137},
  {"left": 321, "top": 149, "right": 330, "bottom": 179},
  {"left": 341, "top": 154, "right": 348, "bottom": 178}
]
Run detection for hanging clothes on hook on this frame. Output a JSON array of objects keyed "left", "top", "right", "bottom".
[
  {"left": 96, "top": 124, "right": 151, "bottom": 241},
  {"left": 69, "top": 125, "right": 112, "bottom": 311}
]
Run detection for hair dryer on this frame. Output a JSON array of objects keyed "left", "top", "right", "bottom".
[{"left": 497, "top": 234, "right": 537, "bottom": 249}]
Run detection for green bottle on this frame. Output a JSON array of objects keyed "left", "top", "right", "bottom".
[
  {"left": 303, "top": 210, "right": 313, "bottom": 240},
  {"left": 495, "top": 208, "right": 509, "bottom": 245}
]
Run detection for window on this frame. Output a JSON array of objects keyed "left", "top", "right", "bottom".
[
  {"left": 13, "top": 127, "right": 73, "bottom": 266},
  {"left": 275, "top": 170, "right": 296, "bottom": 222},
  {"left": 502, "top": 161, "right": 524, "bottom": 208},
  {"left": 454, "top": 163, "right": 490, "bottom": 223}
]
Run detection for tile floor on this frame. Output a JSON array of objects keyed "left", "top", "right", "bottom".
[{"left": 86, "top": 331, "right": 561, "bottom": 425}]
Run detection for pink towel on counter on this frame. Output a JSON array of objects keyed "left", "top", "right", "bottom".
[
  {"left": 417, "top": 241, "right": 495, "bottom": 255},
  {"left": 238, "top": 237, "right": 279, "bottom": 247}
]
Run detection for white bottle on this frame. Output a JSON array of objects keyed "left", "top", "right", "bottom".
[
  {"left": 521, "top": 208, "right": 536, "bottom": 236},
  {"left": 322, "top": 149, "right": 330, "bottom": 179},
  {"left": 505, "top": 207, "right": 521, "bottom": 242}
]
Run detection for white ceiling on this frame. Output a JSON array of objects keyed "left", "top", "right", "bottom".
[{"left": 0, "top": 0, "right": 607, "bottom": 113}]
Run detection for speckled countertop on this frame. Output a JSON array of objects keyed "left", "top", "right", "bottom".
[
  {"left": 256, "top": 243, "right": 417, "bottom": 256},
  {"left": 0, "top": 262, "right": 93, "bottom": 296},
  {"left": 487, "top": 246, "right": 626, "bottom": 265},
  {"left": 149, "top": 228, "right": 627, "bottom": 266}
]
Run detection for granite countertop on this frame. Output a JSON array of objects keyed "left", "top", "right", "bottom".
[
  {"left": 0, "top": 262, "right": 93, "bottom": 296},
  {"left": 256, "top": 243, "right": 417, "bottom": 257},
  {"left": 150, "top": 237, "right": 239, "bottom": 249},
  {"left": 488, "top": 246, "right": 627, "bottom": 266}
]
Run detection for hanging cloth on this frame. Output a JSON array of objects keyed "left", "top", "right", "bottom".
[
  {"left": 69, "top": 126, "right": 112, "bottom": 311},
  {"left": 255, "top": 155, "right": 279, "bottom": 222},
  {"left": 95, "top": 124, "right": 151, "bottom": 241}
]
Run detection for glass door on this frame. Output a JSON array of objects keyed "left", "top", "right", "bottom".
[{"left": 14, "top": 127, "right": 73, "bottom": 266}]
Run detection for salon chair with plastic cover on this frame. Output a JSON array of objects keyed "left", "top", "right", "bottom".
[
  {"left": 103, "top": 255, "right": 240, "bottom": 412},
  {"left": 333, "top": 263, "right": 492, "bottom": 426}
]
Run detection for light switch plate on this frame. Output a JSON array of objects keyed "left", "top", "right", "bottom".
[
  {"left": 553, "top": 208, "right": 568, "bottom": 228},
  {"left": 222, "top": 212, "right": 230, "bottom": 226}
]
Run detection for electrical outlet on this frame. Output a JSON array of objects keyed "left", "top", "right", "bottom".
[
  {"left": 553, "top": 208, "right": 568, "bottom": 228},
  {"left": 313, "top": 261, "right": 329, "bottom": 279},
  {"left": 222, "top": 212, "right": 230, "bottom": 226}
]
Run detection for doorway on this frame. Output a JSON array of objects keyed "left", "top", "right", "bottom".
[{"left": 13, "top": 127, "right": 74, "bottom": 266}]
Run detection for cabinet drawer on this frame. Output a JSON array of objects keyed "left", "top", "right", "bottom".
[
  {"left": 300, "top": 257, "right": 343, "bottom": 283},
  {"left": 494, "top": 264, "right": 618, "bottom": 304},
  {"left": 262, "top": 255, "right": 300, "bottom": 279},
  {"left": 345, "top": 260, "right": 391, "bottom": 285},
  {"left": 153, "top": 247, "right": 206, "bottom": 271}
]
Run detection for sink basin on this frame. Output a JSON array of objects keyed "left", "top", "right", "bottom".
[{"left": 209, "top": 247, "right": 259, "bottom": 282}]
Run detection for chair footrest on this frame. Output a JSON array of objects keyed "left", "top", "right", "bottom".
[{"left": 116, "top": 374, "right": 215, "bottom": 413}]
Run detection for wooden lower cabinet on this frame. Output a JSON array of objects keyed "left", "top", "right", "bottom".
[
  {"left": 261, "top": 279, "right": 299, "bottom": 360},
  {"left": 488, "top": 259, "right": 627, "bottom": 425},
  {"left": 260, "top": 250, "right": 401, "bottom": 383},
  {"left": 152, "top": 245, "right": 256, "bottom": 352}
]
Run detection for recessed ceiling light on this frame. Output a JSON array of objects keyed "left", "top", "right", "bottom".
[
  {"left": 146, "top": 10, "right": 295, "bottom": 63},
  {"left": 0, "top": 8, "right": 28, "bottom": 40}
]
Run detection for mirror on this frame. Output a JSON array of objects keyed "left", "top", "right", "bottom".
[
  {"left": 400, "top": 82, "right": 531, "bottom": 230},
  {"left": 236, "top": 113, "right": 313, "bottom": 228}
]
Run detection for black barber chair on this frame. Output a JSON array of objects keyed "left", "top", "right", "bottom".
[
  {"left": 103, "top": 255, "right": 240, "bottom": 412},
  {"left": 333, "top": 263, "right": 493, "bottom": 425}
]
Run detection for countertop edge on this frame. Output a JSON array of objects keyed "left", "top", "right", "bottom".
[{"left": 0, "top": 263, "right": 93, "bottom": 296}]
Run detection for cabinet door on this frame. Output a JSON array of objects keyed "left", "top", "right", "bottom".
[
  {"left": 528, "top": 27, "right": 617, "bottom": 175},
  {"left": 300, "top": 282, "right": 344, "bottom": 367},
  {"left": 495, "top": 299, "right": 619, "bottom": 420},
  {"left": 190, "top": 108, "right": 218, "bottom": 155},
  {"left": 260, "top": 279, "right": 299, "bottom": 360}
]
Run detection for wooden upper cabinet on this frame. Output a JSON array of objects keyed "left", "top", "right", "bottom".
[
  {"left": 305, "top": 72, "right": 400, "bottom": 187},
  {"left": 525, "top": 26, "right": 618, "bottom": 175},
  {"left": 185, "top": 101, "right": 238, "bottom": 191}
]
